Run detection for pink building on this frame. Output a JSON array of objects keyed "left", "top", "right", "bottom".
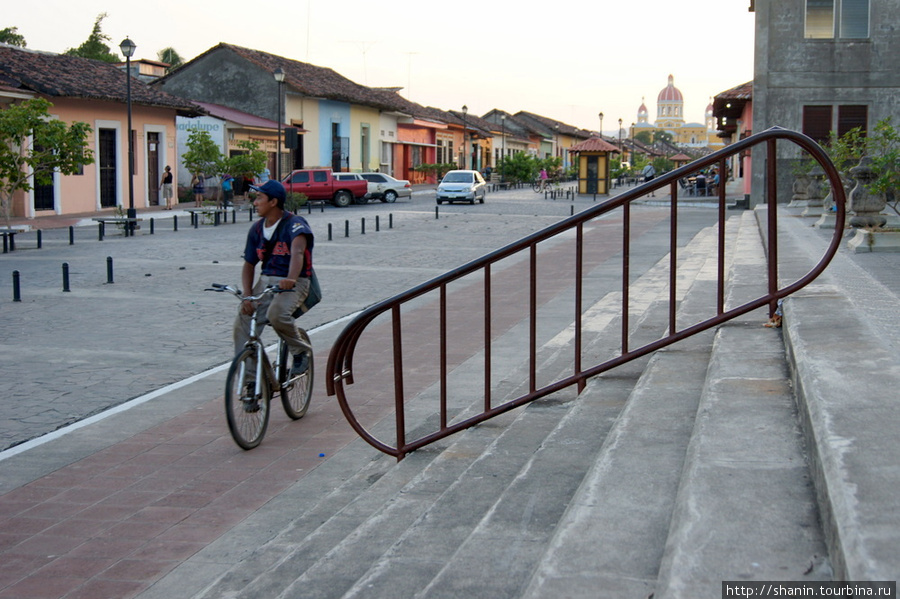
[{"left": 0, "top": 46, "right": 200, "bottom": 219}]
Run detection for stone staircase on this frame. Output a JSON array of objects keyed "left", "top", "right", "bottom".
[{"left": 140, "top": 212, "right": 833, "bottom": 599}]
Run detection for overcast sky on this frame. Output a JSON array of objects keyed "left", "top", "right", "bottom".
[{"left": 5, "top": 0, "right": 756, "bottom": 133}]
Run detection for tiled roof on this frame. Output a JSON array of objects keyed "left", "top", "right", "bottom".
[
  {"left": 568, "top": 136, "right": 621, "bottom": 153},
  {"left": 0, "top": 45, "right": 201, "bottom": 114},
  {"left": 715, "top": 80, "right": 753, "bottom": 101},
  {"left": 514, "top": 111, "right": 592, "bottom": 139},
  {"left": 199, "top": 44, "right": 410, "bottom": 113}
]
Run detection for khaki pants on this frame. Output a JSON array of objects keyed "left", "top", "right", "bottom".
[{"left": 233, "top": 275, "right": 312, "bottom": 357}]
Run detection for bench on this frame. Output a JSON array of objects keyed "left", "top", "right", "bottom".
[
  {"left": 1, "top": 228, "right": 24, "bottom": 253},
  {"left": 91, "top": 217, "right": 142, "bottom": 239}
]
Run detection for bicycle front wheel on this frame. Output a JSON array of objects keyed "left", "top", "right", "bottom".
[
  {"left": 225, "top": 348, "right": 271, "bottom": 449},
  {"left": 279, "top": 330, "right": 313, "bottom": 419}
]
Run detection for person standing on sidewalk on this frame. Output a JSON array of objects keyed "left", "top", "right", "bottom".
[
  {"left": 642, "top": 162, "right": 656, "bottom": 197},
  {"left": 161, "top": 166, "right": 174, "bottom": 210},
  {"left": 233, "top": 180, "right": 314, "bottom": 376}
]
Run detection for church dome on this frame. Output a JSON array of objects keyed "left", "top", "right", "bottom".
[{"left": 657, "top": 74, "right": 684, "bottom": 103}]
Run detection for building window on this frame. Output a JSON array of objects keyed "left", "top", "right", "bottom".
[
  {"left": 805, "top": 0, "right": 869, "bottom": 39},
  {"left": 803, "top": 104, "right": 868, "bottom": 143},
  {"left": 837, "top": 105, "right": 868, "bottom": 136},
  {"left": 803, "top": 105, "right": 834, "bottom": 143},
  {"left": 841, "top": 0, "right": 869, "bottom": 38}
]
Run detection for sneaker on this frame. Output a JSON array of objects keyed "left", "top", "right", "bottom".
[{"left": 291, "top": 352, "right": 310, "bottom": 377}]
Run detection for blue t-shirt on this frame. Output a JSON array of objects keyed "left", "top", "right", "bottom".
[{"left": 243, "top": 212, "right": 314, "bottom": 278}]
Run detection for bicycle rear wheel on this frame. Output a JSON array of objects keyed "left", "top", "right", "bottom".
[
  {"left": 532, "top": 180, "right": 542, "bottom": 192},
  {"left": 279, "top": 330, "right": 313, "bottom": 419},
  {"left": 225, "top": 348, "right": 271, "bottom": 449}
]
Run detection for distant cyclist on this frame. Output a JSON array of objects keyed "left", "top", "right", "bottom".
[{"left": 233, "top": 180, "right": 314, "bottom": 376}]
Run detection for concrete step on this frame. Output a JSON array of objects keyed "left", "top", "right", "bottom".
[
  {"left": 140, "top": 212, "right": 732, "bottom": 599},
  {"left": 656, "top": 211, "right": 831, "bottom": 597},
  {"left": 521, "top": 267, "right": 721, "bottom": 599},
  {"left": 761, "top": 208, "right": 900, "bottom": 580}
]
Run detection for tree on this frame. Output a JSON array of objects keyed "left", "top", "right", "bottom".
[
  {"left": 653, "top": 130, "right": 674, "bottom": 144},
  {"left": 635, "top": 131, "right": 653, "bottom": 145},
  {"left": 181, "top": 129, "right": 222, "bottom": 179},
  {"left": 0, "top": 26, "right": 27, "bottom": 47},
  {"left": 221, "top": 140, "right": 267, "bottom": 179},
  {"left": 0, "top": 98, "right": 94, "bottom": 225},
  {"left": 64, "top": 13, "right": 119, "bottom": 63},
  {"left": 497, "top": 152, "right": 540, "bottom": 184},
  {"left": 157, "top": 47, "right": 184, "bottom": 72}
]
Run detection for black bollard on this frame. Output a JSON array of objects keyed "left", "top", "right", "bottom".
[
  {"left": 376, "top": 215, "right": 380, "bottom": 232},
  {"left": 345, "top": 220, "right": 349, "bottom": 238},
  {"left": 328, "top": 223, "right": 333, "bottom": 241},
  {"left": 13, "top": 270, "right": 21, "bottom": 302},
  {"left": 62, "top": 263, "right": 70, "bottom": 292},
  {"left": 173, "top": 215, "right": 178, "bottom": 232},
  {"left": 390, "top": 213, "right": 393, "bottom": 229},
  {"left": 69, "top": 226, "right": 74, "bottom": 245},
  {"left": 98, "top": 222, "right": 104, "bottom": 241},
  {"left": 150, "top": 218, "right": 155, "bottom": 235},
  {"left": 37, "top": 229, "right": 42, "bottom": 249},
  {"left": 106, "top": 256, "right": 114, "bottom": 284},
  {"left": 435, "top": 206, "right": 439, "bottom": 219},
  {"left": 361, "top": 218, "right": 365, "bottom": 235}
]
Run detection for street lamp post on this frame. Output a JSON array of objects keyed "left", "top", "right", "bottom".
[
  {"left": 461, "top": 105, "right": 468, "bottom": 169},
  {"left": 618, "top": 118, "right": 623, "bottom": 154},
  {"left": 598, "top": 112, "right": 604, "bottom": 138},
  {"left": 274, "top": 68, "right": 285, "bottom": 180},
  {"left": 631, "top": 122, "right": 636, "bottom": 169},
  {"left": 119, "top": 37, "right": 136, "bottom": 236},
  {"left": 500, "top": 114, "right": 506, "bottom": 184}
]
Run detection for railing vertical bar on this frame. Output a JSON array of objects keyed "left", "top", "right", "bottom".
[
  {"left": 718, "top": 157, "right": 728, "bottom": 315},
  {"left": 766, "top": 139, "right": 779, "bottom": 317},
  {"left": 440, "top": 284, "right": 448, "bottom": 430},
  {"left": 575, "top": 223, "right": 585, "bottom": 393},
  {"left": 484, "top": 265, "right": 492, "bottom": 411},
  {"left": 530, "top": 242, "right": 538, "bottom": 393},
  {"left": 392, "top": 304, "right": 407, "bottom": 455},
  {"left": 670, "top": 182, "right": 678, "bottom": 333},
  {"left": 622, "top": 202, "right": 631, "bottom": 354}
]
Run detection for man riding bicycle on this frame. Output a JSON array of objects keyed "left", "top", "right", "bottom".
[{"left": 233, "top": 180, "right": 314, "bottom": 377}]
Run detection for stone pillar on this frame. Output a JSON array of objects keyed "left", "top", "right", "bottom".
[{"left": 848, "top": 156, "right": 887, "bottom": 228}]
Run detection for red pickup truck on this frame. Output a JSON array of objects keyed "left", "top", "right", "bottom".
[{"left": 282, "top": 169, "right": 368, "bottom": 207}]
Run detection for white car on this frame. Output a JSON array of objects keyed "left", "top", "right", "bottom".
[
  {"left": 436, "top": 170, "right": 486, "bottom": 205},
  {"left": 360, "top": 173, "right": 412, "bottom": 203}
]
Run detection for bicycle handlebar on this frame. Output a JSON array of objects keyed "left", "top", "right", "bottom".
[{"left": 205, "top": 283, "right": 287, "bottom": 302}]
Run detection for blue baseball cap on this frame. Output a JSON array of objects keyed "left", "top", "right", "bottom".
[{"left": 249, "top": 179, "right": 286, "bottom": 202}]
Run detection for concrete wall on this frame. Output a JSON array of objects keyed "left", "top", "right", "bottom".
[{"left": 751, "top": 0, "right": 900, "bottom": 206}]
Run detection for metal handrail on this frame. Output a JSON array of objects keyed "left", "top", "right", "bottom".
[{"left": 326, "top": 127, "right": 847, "bottom": 460}]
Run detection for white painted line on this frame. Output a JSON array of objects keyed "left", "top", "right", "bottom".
[{"left": 0, "top": 312, "right": 361, "bottom": 463}]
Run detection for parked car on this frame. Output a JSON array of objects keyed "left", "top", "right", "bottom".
[
  {"left": 360, "top": 173, "right": 412, "bottom": 203},
  {"left": 436, "top": 170, "right": 487, "bottom": 205},
  {"left": 333, "top": 172, "right": 371, "bottom": 204},
  {"left": 282, "top": 169, "right": 368, "bottom": 207}
]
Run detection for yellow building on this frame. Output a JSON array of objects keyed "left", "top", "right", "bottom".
[{"left": 630, "top": 75, "right": 723, "bottom": 150}]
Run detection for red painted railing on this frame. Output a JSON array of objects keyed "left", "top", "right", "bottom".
[{"left": 326, "top": 127, "right": 847, "bottom": 460}]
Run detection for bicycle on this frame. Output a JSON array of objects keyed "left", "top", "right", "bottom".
[
  {"left": 532, "top": 177, "right": 558, "bottom": 193},
  {"left": 206, "top": 283, "right": 314, "bottom": 449}
]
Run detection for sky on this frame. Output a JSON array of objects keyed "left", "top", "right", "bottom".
[{"left": 4, "top": 0, "right": 756, "bottom": 134}]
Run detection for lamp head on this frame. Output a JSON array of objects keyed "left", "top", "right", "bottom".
[{"left": 119, "top": 37, "right": 136, "bottom": 59}]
